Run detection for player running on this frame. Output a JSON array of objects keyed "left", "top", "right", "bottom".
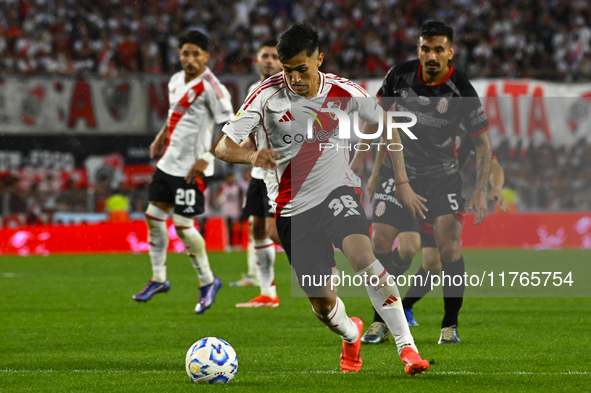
[
  {"left": 361, "top": 126, "right": 507, "bottom": 344},
  {"left": 232, "top": 40, "right": 284, "bottom": 309},
  {"left": 132, "top": 30, "right": 234, "bottom": 315},
  {"left": 216, "top": 23, "right": 430, "bottom": 376},
  {"left": 351, "top": 21, "right": 492, "bottom": 344}
]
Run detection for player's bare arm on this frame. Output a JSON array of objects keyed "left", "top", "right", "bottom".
[
  {"left": 216, "top": 134, "right": 279, "bottom": 169},
  {"left": 374, "top": 111, "right": 427, "bottom": 219},
  {"left": 367, "top": 145, "right": 387, "bottom": 202},
  {"left": 150, "top": 123, "right": 168, "bottom": 158},
  {"left": 468, "top": 131, "right": 492, "bottom": 226},
  {"left": 489, "top": 158, "right": 509, "bottom": 212},
  {"left": 185, "top": 134, "right": 223, "bottom": 184}
]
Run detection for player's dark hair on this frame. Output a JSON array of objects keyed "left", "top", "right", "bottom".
[
  {"left": 178, "top": 30, "right": 209, "bottom": 51},
  {"left": 259, "top": 39, "right": 278, "bottom": 51},
  {"left": 277, "top": 23, "right": 318, "bottom": 62},
  {"left": 419, "top": 21, "right": 454, "bottom": 43}
]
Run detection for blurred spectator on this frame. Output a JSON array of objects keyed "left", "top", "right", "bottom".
[{"left": 0, "top": 0, "right": 589, "bottom": 80}]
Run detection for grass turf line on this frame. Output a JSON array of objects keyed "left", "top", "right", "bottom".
[{"left": 0, "top": 250, "right": 589, "bottom": 392}]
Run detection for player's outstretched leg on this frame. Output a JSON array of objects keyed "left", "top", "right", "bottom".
[
  {"left": 236, "top": 238, "right": 279, "bottom": 307},
  {"left": 133, "top": 204, "right": 171, "bottom": 302},
  {"left": 173, "top": 214, "right": 221, "bottom": 314},
  {"left": 343, "top": 234, "right": 429, "bottom": 376},
  {"left": 231, "top": 220, "right": 259, "bottom": 287},
  {"left": 434, "top": 214, "right": 464, "bottom": 344},
  {"left": 310, "top": 295, "right": 364, "bottom": 373}
]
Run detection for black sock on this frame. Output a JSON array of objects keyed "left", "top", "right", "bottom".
[
  {"left": 374, "top": 252, "right": 394, "bottom": 274},
  {"left": 390, "top": 247, "right": 413, "bottom": 276},
  {"left": 441, "top": 255, "right": 465, "bottom": 328},
  {"left": 402, "top": 266, "right": 431, "bottom": 309}
]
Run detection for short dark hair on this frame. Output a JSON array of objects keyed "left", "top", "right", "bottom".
[
  {"left": 418, "top": 21, "right": 454, "bottom": 43},
  {"left": 259, "top": 39, "right": 278, "bottom": 52},
  {"left": 178, "top": 30, "right": 209, "bottom": 51},
  {"left": 277, "top": 23, "right": 318, "bottom": 62}
]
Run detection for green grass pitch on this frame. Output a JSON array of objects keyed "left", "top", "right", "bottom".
[{"left": 1, "top": 250, "right": 590, "bottom": 392}]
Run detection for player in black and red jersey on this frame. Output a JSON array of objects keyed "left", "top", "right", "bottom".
[
  {"left": 351, "top": 21, "right": 492, "bottom": 344},
  {"left": 361, "top": 125, "right": 507, "bottom": 343}
]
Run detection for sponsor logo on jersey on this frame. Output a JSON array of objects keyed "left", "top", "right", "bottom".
[
  {"left": 437, "top": 97, "right": 449, "bottom": 114},
  {"left": 417, "top": 96, "right": 430, "bottom": 106},
  {"left": 278, "top": 111, "right": 295, "bottom": 122},
  {"left": 375, "top": 201, "right": 386, "bottom": 217},
  {"left": 325, "top": 101, "right": 342, "bottom": 120}
]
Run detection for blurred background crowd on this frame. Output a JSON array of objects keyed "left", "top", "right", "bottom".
[
  {"left": 1, "top": 0, "right": 590, "bottom": 226},
  {"left": 1, "top": 0, "right": 590, "bottom": 80}
]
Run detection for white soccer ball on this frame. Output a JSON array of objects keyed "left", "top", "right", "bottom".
[{"left": 185, "top": 337, "right": 238, "bottom": 384}]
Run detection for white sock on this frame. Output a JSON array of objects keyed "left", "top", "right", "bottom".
[
  {"left": 246, "top": 227, "right": 258, "bottom": 278},
  {"left": 146, "top": 204, "right": 169, "bottom": 282},
  {"left": 173, "top": 214, "right": 214, "bottom": 287},
  {"left": 254, "top": 238, "right": 276, "bottom": 298},
  {"left": 312, "top": 297, "right": 358, "bottom": 344},
  {"left": 358, "top": 259, "right": 418, "bottom": 355}
]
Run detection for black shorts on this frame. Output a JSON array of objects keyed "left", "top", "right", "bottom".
[
  {"left": 372, "top": 167, "right": 419, "bottom": 233},
  {"left": 148, "top": 168, "right": 205, "bottom": 217},
  {"left": 410, "top": 172, "right": 465, "bottom": 222},
  {"left": 419, "top": 219, "right": 437, "bottom": 248},
  {"left": 276, "top": 186, "right": 370, "bottom": 294},
  {"left": 240, "top": 178, "right": 273, "bottom": 220}
]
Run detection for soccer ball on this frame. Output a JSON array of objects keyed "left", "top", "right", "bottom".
[{"left": 185, "top": 337, "right": 238, "bottom": 384}]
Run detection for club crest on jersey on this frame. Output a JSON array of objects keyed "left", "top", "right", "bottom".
[
  {"left": 398, "top": 90, "right": 409, "bottom": 98},
  {"left": 326, "top": 101, "right": 342, "bottom": 120},
  {"left": 437, "top": 98, "right": 449, "bottom": 114},
  {"left": 417, "top": 96, "right": 430, "bottom": 106}
]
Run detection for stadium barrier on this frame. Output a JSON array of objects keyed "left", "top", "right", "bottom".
[{"left": 1, "top": 212, "right": 590, "bottom": 256}]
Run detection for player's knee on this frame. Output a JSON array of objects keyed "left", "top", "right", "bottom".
[
  {"left": 173, "top": 214, "right": 194, "bottom": 233},
  {"left": 438, "top": 243, "right": 460, "bottom": 263},
  {"left": 371, "top": 229, "right": 394, "bottom": 254},
  {"left": 423, "top": 257, "right": 442, "bottom": 274},
  {"left": 398, "top": 240, "right": 420, "bottom": 260},
  {"left": 251, "top": 216, "right": 266, "bottom": 240}
]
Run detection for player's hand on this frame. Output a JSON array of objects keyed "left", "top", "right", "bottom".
[
  {"left": 468, "top": 191, "right": 488, "bottom": 226},
  {"left": 368, "top": 174, "right": 378, "bottom": 203},
  {"left": 240, "top": 139, "right": 255, "bottom": 151},
  {"left": 395, "top": 182, "right": 428, "bottom": 220},
  {"left": 489, "top": 188, "right": 509, "bottom": 212},
  {"left": 350, "top": 156, "right": 364, "bottom": 176},
  {"left": 185, "top": 159, "right": 208, "bottom": 184},
  {"left": 150, "top": 136, "right": 166, "bottom": 158},
  {"left": 251, "top": 149, "right": 279, "bottom": 169}
]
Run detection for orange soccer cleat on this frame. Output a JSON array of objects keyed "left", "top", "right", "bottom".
[
  {"left": 400, "top": 346, "right": 430, "bottom": 376},
  {"left": 340, "top": 317, "right": 364, "bottom": 372},
  {"left": 235, "top": 294, "right": 279, "bottom": 308}
]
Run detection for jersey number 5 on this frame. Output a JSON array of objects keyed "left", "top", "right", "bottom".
[{"left": 447, "top": 193, "right": 459, "bottom": 211}]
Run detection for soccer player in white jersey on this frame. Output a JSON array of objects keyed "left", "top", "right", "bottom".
[
  {"left": 231, "top": 41, "right": 283, "bottom": 309},
  {"left": 216, "top": 23, "right": 430, "bottom": 376},
  {"left": 132, "top": 30, "right": 234, "bottom": 315}
]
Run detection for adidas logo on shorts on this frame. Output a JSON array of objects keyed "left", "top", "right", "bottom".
[{"left": 183, "top": 206, "right": 195, "bottom": 213}]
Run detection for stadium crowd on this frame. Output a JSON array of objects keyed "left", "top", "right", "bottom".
[
  {"left": 1, "top": 0, "right": 590, "bottom": 80},
  {"left": 2, "top": 141, "right": 591, "bottom": 223}
]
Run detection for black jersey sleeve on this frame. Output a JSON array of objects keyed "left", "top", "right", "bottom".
[
  {"left": 459, "top": 81, "right": 490, "bottom": 137},
  {"left": 376, "top": 66, "right": 397, "bottom": 110}
]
